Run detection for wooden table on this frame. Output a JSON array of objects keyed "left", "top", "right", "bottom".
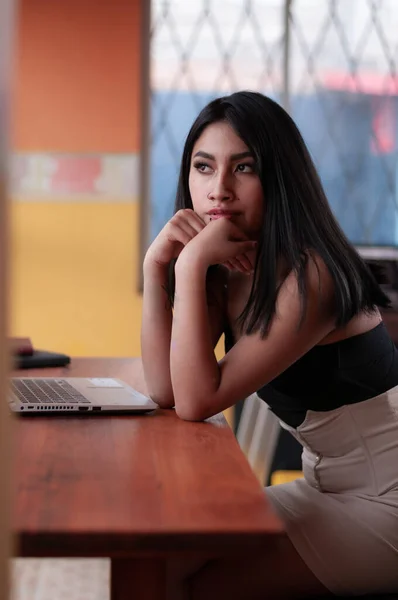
[{"left": 11, "top": 358, "right": 283, "bottom": 599}]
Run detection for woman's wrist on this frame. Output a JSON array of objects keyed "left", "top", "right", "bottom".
[
  {"left": 143, "top": 255, "right": 170, "bottom": 284},
  {"left": 175, "top": 246, "right": 209, "bottom": 277}
]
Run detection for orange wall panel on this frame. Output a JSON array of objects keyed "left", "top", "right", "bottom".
[{"left": 13, "top": 0, "right": 141, "bottom": 153}]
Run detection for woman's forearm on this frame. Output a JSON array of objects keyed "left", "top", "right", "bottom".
[
  {"left": 171, "top": 256, "right": 221, "bottom": 420},
  {"left": 141, "top": 261, "right": 174, "bottom": 407}
]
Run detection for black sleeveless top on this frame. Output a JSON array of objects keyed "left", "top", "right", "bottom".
[{"left": 224, "top": 321, "right": 398, "bottom": 427}]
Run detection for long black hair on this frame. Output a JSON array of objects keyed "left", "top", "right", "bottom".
[{"left": 169, "top": 90, "right": 390, "bottom": 336}]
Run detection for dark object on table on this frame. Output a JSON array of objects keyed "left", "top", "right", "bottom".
[{"left": 15, "top": 350, "right": 71, "bottom": 369}]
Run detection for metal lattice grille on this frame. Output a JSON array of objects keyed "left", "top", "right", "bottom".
[
  {"left": 150, "top": 0, "right": 398, "bottom": 245},
  {"left": 150, "top": 0, "right": 285, "bottom": 238},
  {"left": 290, "top": 0, "right": 398, "bottom": 245}
]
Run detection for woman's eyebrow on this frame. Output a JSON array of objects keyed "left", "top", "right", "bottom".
[
  {"left": 193, "top": 151, "right": 215, "bottom": 160},
  {"left": 193, "top": 150, "right": 253, "bottom": 160}
]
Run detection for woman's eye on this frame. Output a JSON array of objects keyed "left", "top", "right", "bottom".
[
  {"left": 193, "top": 162, "right": 211, "bottom": 173},
  {"left": 236, "top": 163, "right": 255, "bottom": 173}
]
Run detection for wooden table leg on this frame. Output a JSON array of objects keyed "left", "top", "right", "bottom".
[{"left": 111, "top": 558, "right": 167, "bottom": 600}]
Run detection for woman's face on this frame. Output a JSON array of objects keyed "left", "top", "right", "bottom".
[{"left": 188, "top": 121, "right": 264, "bottom": 238}]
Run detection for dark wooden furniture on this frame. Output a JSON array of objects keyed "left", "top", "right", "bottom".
[{"left": 12, "top": 358, "right": 283, "bottom": 599}]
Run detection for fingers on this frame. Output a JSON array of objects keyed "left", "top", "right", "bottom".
[
  {"left": 169, "top": 209, "right": 206, "bottom": 246},
  {"left": 234, "top": 253, "right": 253, "bottom": 272},
  {"left": 223, "top": 260, "right": 236, "bottom": 271},
  {"left": 229, "top": 258, "right": 251, "bottom": 274},
  {"left": 174, "top": 209, "right": 205, "bottom": 234},
  {"left": 168, "top": 210, "right": 204, "bottom": 246},
  {"left": 187, "top": 211, "right": 206, "bottom": 232},
  {"left": 167, "top": 223, "right": 194, "bottom": 247},
  {"left": 238, "top": 241, "right": 258, "bottom": 256},
  {"left": 223, "top": 253, "right": 254, "bottom": 274}
]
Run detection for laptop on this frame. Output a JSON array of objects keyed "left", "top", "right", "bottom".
[{"left": 9, "top": 377, "right": 158, "bottom": 415}]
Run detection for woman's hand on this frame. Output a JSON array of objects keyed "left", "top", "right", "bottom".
[
  {"left": 178, "top": 218, "right": 257, "bottom": 271},
  {"left": 144, "top": 209, "right": 206, "bottom": 270},
  {"left": 145, "top": 210, "right": 255, "bottom": 274}
]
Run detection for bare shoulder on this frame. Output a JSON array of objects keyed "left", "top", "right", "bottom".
[
  {"left": 303, "top": 252, "right": 383, "bottom": 344},
  {"left": 279, "top": 252, "right": 336, "bottom": 319},
  {"left": 305, "top": 252, "right": 383, "bottom": 344},
  {"left": 303, "top": 251, "right": 335, "bottom": 296}
]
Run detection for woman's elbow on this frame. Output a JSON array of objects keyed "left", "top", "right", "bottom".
[
  {"left": 174, "top": 402, "right": 208, "bottom": 422},
  {"left": 149, "top": 391, "right": 175, "bottom": 409}
]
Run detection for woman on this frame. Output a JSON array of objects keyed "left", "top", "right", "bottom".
[{"left": 141, "top": 91, "right": 398, "bottom": 598}]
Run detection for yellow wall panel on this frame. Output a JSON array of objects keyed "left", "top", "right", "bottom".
[{"left": 10, "top": 201, "right": 142, "bottom": 356}]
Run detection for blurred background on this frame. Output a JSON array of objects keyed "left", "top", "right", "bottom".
[{"left": 9, "top": 0, "right": 398, "bottom": 359}]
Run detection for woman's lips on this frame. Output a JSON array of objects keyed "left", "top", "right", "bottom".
[
  {"left": 209, "top": 214, "right": 233, "bottom": 220},
  {"left": 208, "top": 211, "right": 238, "bottom": 220}
]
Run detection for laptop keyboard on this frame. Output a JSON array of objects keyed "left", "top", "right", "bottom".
[{"left": 11, "top": 379, "right": 91, "bottom": 405}]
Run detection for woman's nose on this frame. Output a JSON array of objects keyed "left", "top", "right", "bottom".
[{"left": 207, "top": 174, "right": 233, "bottom": 202}]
